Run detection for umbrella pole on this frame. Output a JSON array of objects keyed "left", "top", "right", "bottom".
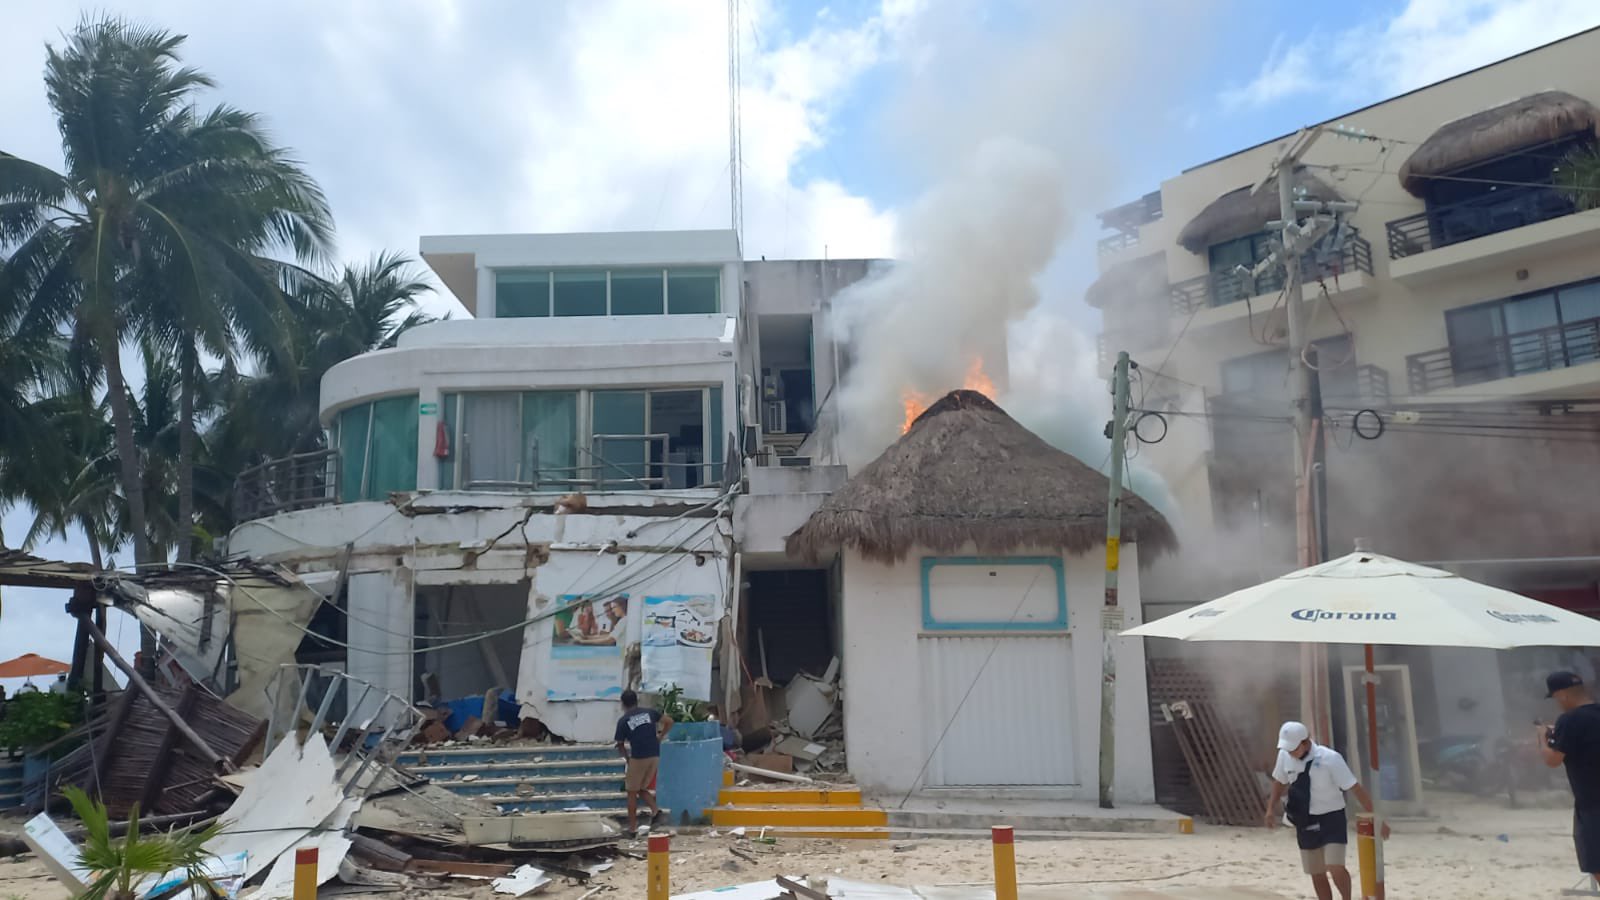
[{"left": 1364, "top": 643, "right": 1385, "bottom": 899}]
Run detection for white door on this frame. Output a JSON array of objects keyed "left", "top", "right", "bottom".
[{"left": 917, "top": 633, "right": 1076, "bottom": 786}]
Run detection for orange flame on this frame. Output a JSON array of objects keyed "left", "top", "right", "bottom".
[{"left": 900, "top": 358, "right": 996, "bottom": 433}]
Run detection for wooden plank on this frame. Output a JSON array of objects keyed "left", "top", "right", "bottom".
[
  {"left": 404, "top": 859, "right": 515, "bottom": 878},
  {"left": 141, "top": 684, "right": 202, "bottom": 812}
]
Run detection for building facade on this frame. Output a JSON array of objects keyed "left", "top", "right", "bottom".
[
  {"left": 227, "top": 229, "right": 891, "bottom": 744},
  {"left": 1092, "top": 29, "right": 1600, "bottom": 782}
]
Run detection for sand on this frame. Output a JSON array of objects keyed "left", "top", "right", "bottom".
[{"left": 0, "top": 794, "right": 1586, "bottom": 900}]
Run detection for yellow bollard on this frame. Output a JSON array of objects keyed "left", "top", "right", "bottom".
[
  {"left": 1356, "top": 815, "right": 1379, "bottom": 900},
  {"left": 992, "top": 826, "right": 1018, "bottom": 900},
  {"left": 647, "top": 834, "right": 670, "bottom": 900},
  {"left": 1178, "top": 817, "right": 1194, "bottom": 835},
  {"left": 293, "top": 847, "right": 318, "bottom": 900}
]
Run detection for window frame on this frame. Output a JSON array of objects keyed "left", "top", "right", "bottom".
[
  {"left": 493, "top": 267, "right": 721, "bottom": 318},
  {"left": 919, "top": 556, "right": 1068, "bottom": 632}
]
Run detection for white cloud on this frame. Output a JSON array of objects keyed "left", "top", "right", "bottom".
[
  {"left": 0, "top": 1, "right": 902, "bottom": 319},
  {"left": 0, "top": 0, "right": 905, "bottom": 664},
  {"left": 1222, "top": 0, "right": 1600, "bottom": 111}
]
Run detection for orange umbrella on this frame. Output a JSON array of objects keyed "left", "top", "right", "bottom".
[{"left": 0, "top": 653, "right": 71, "bottom": 679}]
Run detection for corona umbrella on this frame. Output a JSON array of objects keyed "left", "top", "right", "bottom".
[
  {"left": 0, "top": 653, "right": 71, "bottom": 679},
  {"left": 1122, "top": 545, "right": 1600, "bottom": 898}
]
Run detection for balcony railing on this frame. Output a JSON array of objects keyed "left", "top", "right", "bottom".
[
  {"left": 1406, "top": 315, "right": 1600, "bottom": 393},
  {"left": 1353, "top": 363, "right": 1391, "bottom": 405},
  {"left": 1385, "top": 186, "right": 1577, "bottom": 259},
  {"left": 1097, "top": 230, "right": 1141, "bottom": 257},
  {"left": 233, "top": 449, "right": 341, "bottom": 522},
  {"left": 1170, "top": 236, "right": 1373, "bottom": 315}
]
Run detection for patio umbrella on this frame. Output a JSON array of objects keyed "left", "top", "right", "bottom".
[
  {"left": 1122, "top": 547, "right": 1600, "bottom": 898},
  {"left": 0, "top": 652, "right": 71, "bottom": 679}
]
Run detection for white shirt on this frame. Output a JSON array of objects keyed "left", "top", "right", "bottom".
[{"left": 1273, "top": 743, "right": 1358, "bottom": 815}]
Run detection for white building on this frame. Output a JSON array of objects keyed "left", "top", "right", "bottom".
[{"left": 228, "top": 230, "right": 885, "bottom": 743}]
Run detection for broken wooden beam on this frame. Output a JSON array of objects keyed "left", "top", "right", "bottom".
[{"left": 80, "top": 615, "right": 234, "bottom": 773}]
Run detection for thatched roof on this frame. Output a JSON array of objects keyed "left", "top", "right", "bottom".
[
  {"left": 1398, "top": 90, "right": 1600, "bottom": 197},
  {"left": 785, "top": 390, "right": 1177, "bottom": 564},
  {"left": 1175, "top": 168, "right": 1342, "bottom": 253},
  {"left": 1085, "top": 252, "right": 1168, "bottom": 310}
]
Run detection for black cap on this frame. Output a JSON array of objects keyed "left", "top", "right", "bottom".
[{"left": 1548, "top": 671, "right": 1584, "bottom": 697}]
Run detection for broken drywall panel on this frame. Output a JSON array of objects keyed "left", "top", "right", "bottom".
[
  {"left": 785, "top": 674, "right": 837, "bottom": 739},
  {"left": 491, "top": 864, "right": 553, "bottom": 897},
  {"left": 671, "top": 879, "right": 800, "bottom": 900},
  {"left": 773, "top": 736, "right": 826, "bottom": 761},
  {"left": 203, "top": 735, "right": 344, "bottom": 882},
  {"left": 20, "top": 812, "right": 91, "bottom": 891},
  {"left": 461, "top": 812, "right": 619, "bottom": 846}
]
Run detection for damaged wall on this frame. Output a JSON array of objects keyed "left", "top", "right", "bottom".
[
  {"left": 838, "top": 543, "right": 1154, "bottom": 803},
  {"left": 228, "top": 493, "right": 734, "bottom": 742}
]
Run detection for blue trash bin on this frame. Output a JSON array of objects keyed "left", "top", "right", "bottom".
[{"left": 657, "top": 721, "right": 724, "bottom": 826}]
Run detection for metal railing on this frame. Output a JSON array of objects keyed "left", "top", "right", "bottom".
[
  {"left": 233, "top": 448, "right": 341, "bottom": 522},
  {"left": 1170, "top": 236, "right": 1373, "bottom": 315},
  {"left": 1097, "top": 230, "right": 1141, "bottom": 257},
  {"left": 460, "top": 432, "right": 724, "bottom": 493},
  {"left": 1406, "top": 315, "right": 1600, "bottom": 393},
  {"left": 1385, "top": 186, "right": 1577, "bottom": 259}
]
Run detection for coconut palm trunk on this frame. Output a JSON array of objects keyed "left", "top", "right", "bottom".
[{"left": 176, "top": 342, "right": 197, "bottom": 563}]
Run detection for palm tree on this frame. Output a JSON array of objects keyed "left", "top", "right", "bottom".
[
  {"left": 0, "top": 17, "right": 333, "bottom": 573},
  {"left": 210, "top": 253, "right": 436, "bottom": 470},
  {"left": 63, "top": 786, "right": 224, "bottom": 900}
]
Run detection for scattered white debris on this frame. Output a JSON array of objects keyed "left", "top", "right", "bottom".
[{"left": 491, "top": 864, "right": 552, "bottom": 897}]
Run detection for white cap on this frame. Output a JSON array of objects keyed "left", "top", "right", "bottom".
[{"left": 1277, "top": 721, "right": 1309, "bottom": 751}]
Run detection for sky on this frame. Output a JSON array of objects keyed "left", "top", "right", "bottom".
[{"left": 3, "top": 0, "right": 1599, "bottom": 674}]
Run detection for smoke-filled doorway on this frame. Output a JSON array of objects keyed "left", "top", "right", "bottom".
[{"left": 734, "top": 567, "right": 843, "bottom": 772}]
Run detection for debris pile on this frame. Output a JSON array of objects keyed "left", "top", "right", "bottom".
[{"left": 736, "top": 658, "right": 847, "bottom": 782}]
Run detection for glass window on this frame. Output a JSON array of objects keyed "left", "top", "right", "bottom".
[
  {"left": 461, "top": 393, "right": 521, "bottom": 487},
  {"left": 709, "top": 386, "right": 724, "bottom": 471},
  {"left": 591, "top": 390, "right": 649, "bottom": 487},
  {"left": 668, "top": 269, "right": 721, "bottom": 314},
  {"left": 497, "top": 271, "right": 550, "bottom": 318},
  {"left": 610, "top": 270, "right": 665, "bottom": 316},
  {"left": 367, "top": 395, "right": 419, "bottom": 498},
  {"left": 554, "top": 271, "right": 607, "bottom": 317},
  {"left": 523, "top": 392, "right": 579, "bottom": 488},
  {"left": 1559, "top": 281, "right": 1600, "bottom": 325},
  {"left": 337, "top": 404, "right": 372, "bottom": 503}
]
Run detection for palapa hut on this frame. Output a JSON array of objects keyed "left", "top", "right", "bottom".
[
  {"left": 787, "top": 390, "right": 1175, "bottom": 800},
  {"left": 1398, "top": 90, "right": 1600, "bottom": 197},
  {"left": 1175, "top": 167, "right": 1343, "bottom": 254}
]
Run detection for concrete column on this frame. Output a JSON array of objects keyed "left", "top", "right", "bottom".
[
  {"left": 416, "top": 384, "right": 442, "bottom": 491},
  {"left": 476, "top": 266, "right": 496, "bottom": 319},
  {"left": 346, "top": 568, "right": 414, "bottom": 724}
]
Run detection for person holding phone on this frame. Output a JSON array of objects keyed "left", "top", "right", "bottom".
[{"left": 1539, "top": 671, "right": 1600, "bottom": 881}]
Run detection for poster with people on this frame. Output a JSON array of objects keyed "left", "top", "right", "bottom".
[
  {"left": 546, "top": 594, "right": 630, "bottom": 700},
  {"left": 640, "top": 594, "right": 720, "bottom": 701}
]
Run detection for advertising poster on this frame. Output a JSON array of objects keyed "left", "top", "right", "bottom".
[
  {"left": 546, "top": 593, "right": 630, "bottom": 701},
  {"left": 641, "top": 594, "right": 720, "bottom": 701}
]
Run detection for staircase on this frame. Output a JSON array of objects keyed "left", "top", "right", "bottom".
[
  {"left": 709, "top": 787, "right": 888, "bottom": 840},
  {"left": 395, "top": 744, "right": 628, "bottom": 813}
]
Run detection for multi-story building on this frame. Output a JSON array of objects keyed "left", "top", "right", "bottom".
[
  {"left": 1092, "top": 28, "right": 1600, "bottom": 784},
  {"left": 226, "top": 229, "right": 888, "bottom": 744}
]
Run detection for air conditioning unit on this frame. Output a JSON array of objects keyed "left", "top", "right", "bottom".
[{"left": 762, "top": 401, "right": 788, "bottom": 434}]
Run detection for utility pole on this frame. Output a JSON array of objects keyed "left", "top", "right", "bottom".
[
  {"left": 1250, "top": 127, "right": 1338, "bottom": 743},
  {"left": 1098, "top": 351, "right": 1132, "bottom": 809}
]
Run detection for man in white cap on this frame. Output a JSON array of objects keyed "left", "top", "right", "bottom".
[{"left": 1264, "top": 721, "right": 1386, "bottom": 900}]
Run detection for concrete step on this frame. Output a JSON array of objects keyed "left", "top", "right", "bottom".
[
  {"left": 484, "top": 791, "right": 630, "bottom": 813},
  {"left": 708, "top": 806, "right": 889, "bottom": 828},
  {"left": 718, "top": 788, "right": 861, "bottom": 807},
  {"left": 434, "top": 774, "right": 624, "bottom": 796},
  {"left": 396, "top": 743, "right": 616, "bottom": 767},
  {"left": 886, "top": 802, "right": 1186, "bottom": 835},
  {"left": 413, "top": 759, "right": 626, "bottom": 782}
]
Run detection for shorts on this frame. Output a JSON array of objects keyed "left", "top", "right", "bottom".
[
  {"left": 1575, "top": 807, "right": 1600, "bottom": 873},
  {"left": 626, "top": 756, "right": 659, "bottom": 793},
  {"left": 1295, "top": 810, "right": 1349, "bottom": 875}
]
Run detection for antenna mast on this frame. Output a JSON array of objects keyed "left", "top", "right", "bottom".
[{"left": 727, "top": 0, "right": 744, "bottom": 244}]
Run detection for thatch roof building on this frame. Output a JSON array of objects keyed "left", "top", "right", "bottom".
[
  {"left": 1175, "top": 168, "right": 1342, "bottom": 253},
  {"left": 1084, "top": 252, "right": 1168, "bottom": 310},
  {"left": 1398, "top": 90, "right": 1600, "bottom": 197},
  {"left": 786, "top": 390, "right": 1176, "bottom": 563}
]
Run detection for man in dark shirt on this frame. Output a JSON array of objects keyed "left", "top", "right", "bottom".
[
  {"left": 615, "top": 689, "right": 673, "bottom": 832},
  {"left": 1541, "top": 670, "right": 1600, "bottom": 881}
]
